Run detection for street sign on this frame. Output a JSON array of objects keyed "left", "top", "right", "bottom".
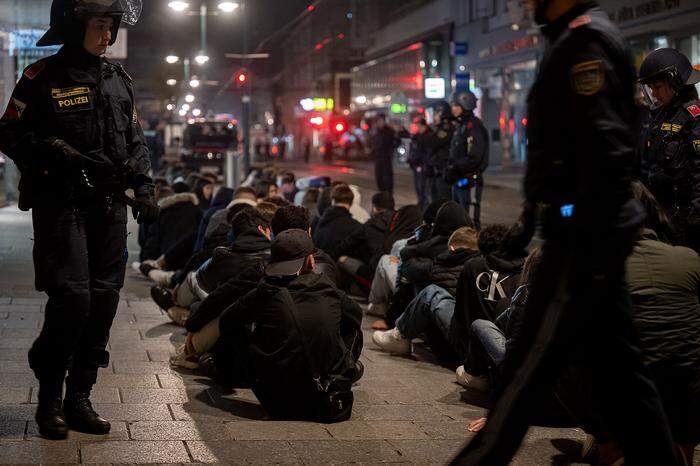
[
  {"left": 452, "top": 42, "right": 468, "bottom": 56},
  {"left": 424, "top": 78, "right": 446, "bottom": 99}
]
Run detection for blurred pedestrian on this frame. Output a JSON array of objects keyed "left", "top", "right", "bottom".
[{"left": 408, "top": 118, "right": 432, "bottom": 209}]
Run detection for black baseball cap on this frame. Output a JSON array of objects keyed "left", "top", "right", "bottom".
[{"left": 265, "top": 229, "right": 316, "bottom": 276}]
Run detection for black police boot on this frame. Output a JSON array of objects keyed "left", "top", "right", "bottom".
[
  {"left": 63, "top": 392, "right": 110, "bottom": 435},
  {"left": 150, "top": 285, "right": 175, "bottom": 311},
  {"left": 35, "top": 396, "right": 68, "bottom": 440}
]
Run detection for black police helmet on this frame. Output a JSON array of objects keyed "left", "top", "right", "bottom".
[
  {"left": 639, "top": 48, "right": 700, "bottom": 89},
  {"left": 450, "top": 90, "right": 478, "bottom": 112},
  {"left": 37, "top": 0, "right": 141, "bottom": 47}
]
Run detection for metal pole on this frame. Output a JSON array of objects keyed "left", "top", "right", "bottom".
[
  {"left": 242, "top": 0, "right": 251, "bottom": 175},
  {"left": 200, "top": 3, "right": 207, "bottom": 53}
]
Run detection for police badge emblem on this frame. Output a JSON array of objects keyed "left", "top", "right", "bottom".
[{"left": 571, "top": 60, "right": 604, "bottom": 96}]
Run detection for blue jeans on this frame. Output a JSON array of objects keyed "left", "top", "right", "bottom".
[
  {"left": 470, "top": 319, "right": 506, "bottom": 367},
  {"left": 396, "top": 285, "right": 455, "bottom": 342}
]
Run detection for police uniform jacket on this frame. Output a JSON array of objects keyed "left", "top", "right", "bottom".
[
  {"left": 525, "top": 1, "right": 643, "bottom": 233},
  {"left": 446, "top": 112, "right": 489, "bottom": 182},
  {"left": 642, "top": 91, "right": 700, "bottom": 220},
  {"left": 0, "top": 44, "right": 151, "bottom": 209}
]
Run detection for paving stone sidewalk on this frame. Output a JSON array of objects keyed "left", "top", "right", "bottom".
[{"left": 2, "top": 203, "right": 694, "bottom": 465}]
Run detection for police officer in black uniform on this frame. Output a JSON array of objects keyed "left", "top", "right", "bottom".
[
  {"left": 451, "top": 1, "right": 678, "bottom": 464},
  {"left": 639, "top": 48, "right": 700, "bottom": 253},
  {"left": 425, "top": 101, "right": 454, "bottom": 203},
  {"left": 445, "top": 90, "right": 489, "bottom": 229},
  {"left": 0, "top": 0, "right": 158, "bottom": 440}
]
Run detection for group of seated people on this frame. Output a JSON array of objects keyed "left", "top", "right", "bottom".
[{"left": 133, "top": 167, "right": 699, "bottom": 464}]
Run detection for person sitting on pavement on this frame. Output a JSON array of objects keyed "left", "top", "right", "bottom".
[
  {"left": 171, "top": 204, "right": 346, "bottom": 373},
  {"left": 215, "top": 229, "right": 364, "bottom": 420},
  {"left": 371, "top": 225, "right": 482, "bottom": 362},
  {"left": 192, "top": 186, "right": 234, "bottom": 254},
  {"left": 204, "top": 187, "right": 258, "bottom": 246},
  {"left": 139, "top": 181, "right": 203, "bottom": 279},
  {"left": 165, "top": 207, "right": 272, "bottom": 326},
  {"left": 553, "top": 182, "right": 700, "bottom": 465},
  {"left": 336, "top": 191, "right": 396, "bottom": 293},
  {"left": 457, "top": 247, "right": 541, "bottom": 393},
  {"left": 367, "top": 202, "right": 440, "bottom": 330},
  {"left": 383, "top": 201, "right": 472, "bottom": 328},
  {"left": 312, "top": 184, "right": 362, "bottom": 259}
]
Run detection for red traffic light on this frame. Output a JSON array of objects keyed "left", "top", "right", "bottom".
[
  {"left": 234, "top": 70, "right": 248, "bottom": 86},
  {"left": 309, "top": 115, "right": 325, "bottom": 128},
  {"left": 334, "top": 122, "right": 346, "bottom": 133}
]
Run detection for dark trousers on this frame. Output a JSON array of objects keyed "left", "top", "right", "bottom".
[
  {"left": 452, "top": 229, "right": 678, "bottom": 466},
  {"left": 411, "top": 167, "right": 429, "bottom": 210},
  {"left": 429, "top": 175, "right": 452, "bottom": 204},
  {"left": 29, "top": 198, "right": 127, "bottom": 395},
  {"left": 375, "top": 156, "right": 394, "bottom": 193},
  {"left": 452, "top": 175, "right": 483, "bottom": 230}
]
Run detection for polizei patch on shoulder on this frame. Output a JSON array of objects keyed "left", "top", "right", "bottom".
[{"left": 571, "top": 60, "right": 604, "bottom": 96}]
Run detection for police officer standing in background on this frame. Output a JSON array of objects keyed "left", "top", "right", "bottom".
[
  {"left": 452, "top": 0, "right": 678, "bottom": 464},
  {"left": 639, "top": 48, "right": 700, "bottom": 253},
  {"left": 425, "top": 101, "right": 454, "bottom": 203},
  {"left": 446, "top": 90, "right": 489, "bottom": 229},
  {"left": 371, "top": 113, "right": 399, "bottom": 193},
  {"left": 0, "top": 0, "right": 158, "bottom": 440}
]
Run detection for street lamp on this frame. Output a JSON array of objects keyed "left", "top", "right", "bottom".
[
  {"left": 166, "top": 103, "right": 175, "bottom": 111},
  {"left": 165, "top": 54, "right": 180, "bottom": 64},
  {"left": 166, "top": 78, "right": 178, "bottom": 86},
  {"left": 218, "top": 1, "right": 239, "bottom": 13},
  {"left": 181, "top": 103, "right": 191, "bottom": 112},
  {"left": 192, "top": 108, "right": 202, "bottom": 117},
  {"left": 185, "top": 94, "right": 195, "bottom": 103},
  {"left": 189, "top": 78, "right": 200, "bottom": 88},
  {"left": 168, "top": 1, "right": 189, "bottom": 12},
  {"left": 194, "top": 53, "right": 209, "bottom": 65}
]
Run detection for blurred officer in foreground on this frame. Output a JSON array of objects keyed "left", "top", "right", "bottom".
[
  {"left": 0, "top": 0, "right": 158, "bottom": 440},
  {"left": 451, "top": 1, "right": 678, "bottom": 464},
  {"left": 446, "top": 90, "right": 489, "bottom": 229},
  {"left": 639, "top": 48, "right": 700, "bottom": 253},
  {"left": 426, "top": 101, "right": 454, "bottom": 203}
]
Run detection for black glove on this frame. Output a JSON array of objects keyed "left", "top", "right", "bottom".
[
  {"left": 133, "top": 195, "right": 159, "bottom": 224},
  {"left": 46, "top": 137, "right": 82, "bottom": 167}
]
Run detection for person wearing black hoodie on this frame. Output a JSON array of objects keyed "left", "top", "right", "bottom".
[
  {"left": 372, "top": 226, "right": 479, "bottom": 361},
  {"left": 193, "top": 187, "right": 234, "bottom": 254},
  {"left": 312, "top": 184, "right": 362, "bottom": 259},
  {"left": 336, "top": 192, "right": 395, "bottom": 290},
  {"left": 215, "top": 230, "right": 364, "bottom": 415}
]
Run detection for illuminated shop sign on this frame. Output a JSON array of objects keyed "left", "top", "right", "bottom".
[
  {"left": 424, "top": 78, "right": 446, "bottom": 99},
  {"left": 299, "top": 97, "right": 334, "bottom": 112}
]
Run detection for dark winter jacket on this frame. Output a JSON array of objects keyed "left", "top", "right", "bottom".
[
  {"left": 193, "top": 187, "right": 234, "bottom": 253},
  {"left": 627, "top": 229, "right": 700, "bottom": 371},
  {"left": 196, "top": 229, "right": 270, "bottom": 294},
  {"left": 142, "top": 192, "right": 202, "bottom": 262},
  {"left": 381, "top": 205, "right": 423, "bottom": 254},
  {"left": 218, "top": 272, "right": 363, "bottom": 419},
  {"left": 446, "top": 112, "right": 489, "bottom": 183},
  {"left": 449, "top": 252, "right": 525, "bottom": 359},
  {"left": 400, "top": 235, "right": 450, "bottom": 288},
  {"left": 335, "top": 209, "right": 394, "bottom": 266},
  {"left": 429, "top": 248, "right": 480, "bottom": 297},
  {"left": 371, "top": 125, "right": 399, "bottom": 160},
  {"left": 314, "top": 249, "right": 341, "bottom": 286},
  {"left": 185, "top": 264, "right": 263, "bottom": 333},
  {"left": 312, "top": 205, "right": 362, "bottom": 259}
]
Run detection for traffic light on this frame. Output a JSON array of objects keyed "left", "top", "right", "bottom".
[
  {"left": 234, "top": 69, "right": 248, "bottom": 86},
  {"left": 330, "top": 117, "right": 347, "bottom": 135}
]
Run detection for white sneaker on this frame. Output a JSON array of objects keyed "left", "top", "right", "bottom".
[
  {"left": 455, "top": 365, "right": 490, "bottom": 392},
  {"left": 367, "top": 302, "right": 387, "bottom": 317},
  {"left": 148, "top": 269, "right": 175, "bottom": 286},
  {"left": 169, "top": 344, "right": 200, "bottom": 369},
  {"left": 372, "top": 328, "right": 411, "bottom": 355},
  {"left": 167, "top": 306, "right": 190, "bottom": 326},
  {"left": 131, "top": 261, "right": 142, "bottom": 272}
]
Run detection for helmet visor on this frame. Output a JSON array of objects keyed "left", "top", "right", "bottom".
[
  {"left": 640, "top": 83, "right": 662, "bottom": 111},
  {"left": 75, "top": 0, "right": 142, "bottom": 25}
]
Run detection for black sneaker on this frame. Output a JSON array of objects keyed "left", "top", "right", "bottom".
[
  {"left": 150, "top": 285, "right": 175, "bottom": 311},
  {"left": 64, "top": 392, "right": 110, "bottom": 435}
]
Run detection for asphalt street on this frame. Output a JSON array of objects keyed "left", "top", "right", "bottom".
[{"left": 0, "top": 162, "right": 695, "bottom": 464}]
